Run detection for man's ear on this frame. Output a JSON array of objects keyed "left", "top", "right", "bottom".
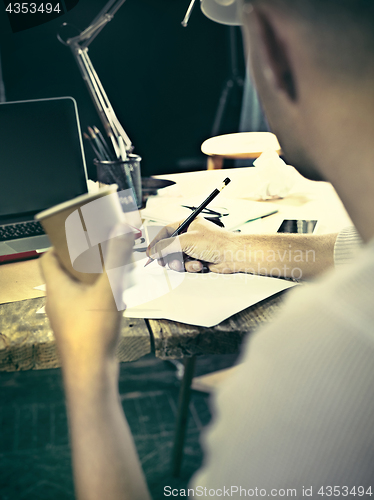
[{"left": 244, "top": 4, "right": 297, "bottom": 101}]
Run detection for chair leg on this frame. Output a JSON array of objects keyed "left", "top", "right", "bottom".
[
  {"left": 171, "top": 356, "right": 196, "bottom": 477},
  {"left": 207, "top": 156, "right": 224, "bottom": 170}
]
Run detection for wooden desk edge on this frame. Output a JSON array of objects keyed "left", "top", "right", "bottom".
[
  {"left": 0, "top": 298, "right": 151, "bottom": 372},
  {"left": 1, "top": 290, "right": 289, "bottom": 371},
  {"left": 148, "top": 292, "right": 287, "bottom": 359}
]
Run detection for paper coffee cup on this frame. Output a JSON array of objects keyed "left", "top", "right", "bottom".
[{"left": 35, "top": 184, "right": 124, "bottom": 284}]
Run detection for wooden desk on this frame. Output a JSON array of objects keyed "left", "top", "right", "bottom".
[
  {"left": 0, "top": 291, "right": 285, "bottom": 372},
  {"left": 0, "top": 297, "right": 151, "bottom": 372},
  {"left": 0, "top": 165, "right": 352, "bottom": 372}
]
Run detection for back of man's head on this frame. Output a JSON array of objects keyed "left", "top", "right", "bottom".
[{"left": 246, "top": 0, "right": 374, "bottom": 79}]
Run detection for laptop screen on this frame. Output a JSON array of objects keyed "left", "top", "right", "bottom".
[{"left": 0, "top": 97, "right": 88, "bottom": 223}]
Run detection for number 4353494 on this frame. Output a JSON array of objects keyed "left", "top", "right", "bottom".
[
  {"left": 318, "top": 486, "right": 372, "bottom": 497},
  {"left": 5, "top": 3, "right": 61, "bottom": 14}
]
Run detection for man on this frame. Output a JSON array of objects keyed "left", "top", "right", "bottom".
[{"left": 40, "top": 0, "right": 374, "bottom": 497}]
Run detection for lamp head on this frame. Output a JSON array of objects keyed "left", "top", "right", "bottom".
[{"left": 200, "top": 0, "right": 242, "bottom": 26}]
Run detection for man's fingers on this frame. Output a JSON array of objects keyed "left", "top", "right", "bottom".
[
  {"left": 146, "top": 226, "right": 170, "bottom": 257},
  {"left": 39, "top": 250, "right": 78, "bottom": 292},
  {"left": 185, "top": 259, "right": 203, "bottom": 273},
  {"left": 38, "top": 250, "right": 56, "bottom": 285},
  {"left": 148, "top": 236, "right": 183, "bottom": 261},
  {"left": 146, "top": 220, "right": 183, "bottom": 257},
  {"left": 168, "top": 258, "right": 185, "bottom": 272},
  {"left": 101, "top": 227, "right": 135, "bottom": 271},
  {"left": 146, "top": 217, "right": 213, "bottom": 259},
  {"left": 98, "top": 225, "right": 136, "bottom": 310},
  {"left": 208, "top": 262, "right": 233, "bottom": 274}
]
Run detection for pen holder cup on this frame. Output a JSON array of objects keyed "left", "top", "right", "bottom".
[{"left": 94, "top": 154, "right": 142, "bottom": 209}]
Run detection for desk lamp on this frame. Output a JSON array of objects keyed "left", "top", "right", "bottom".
[{"left": 58, "top": 0, "right": 133, "bottom": 158}]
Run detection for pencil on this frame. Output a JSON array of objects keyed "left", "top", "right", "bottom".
[
  {"left": 144, "top": 177, "right": 231, "bottom": 267},
  {"left": 88, "top": 126, "right": 110, "bottom": 160},
  {"left": 93, "top": 125, "right": 114, "bottom": 160},
  {"left": 83, "top": 132, "right": 102, "bottom": 159}
]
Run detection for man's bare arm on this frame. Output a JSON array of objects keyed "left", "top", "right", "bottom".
[
  {"left": 63, "top": 357, "right": 150, "bottom": 500},
  {"left": 147, "top": 217, "right": 338, "bottom": 279},
  {"left": 40, "top": 235, "right": 151, "bottom": 500}
]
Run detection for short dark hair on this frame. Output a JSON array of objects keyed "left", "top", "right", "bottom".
[{"left": 246, "top": 0, "right": 374, "bottom": 78}]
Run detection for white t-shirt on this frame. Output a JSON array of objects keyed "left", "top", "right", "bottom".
[
  {"left": 191, "top": 237, "right": 374, "bottom": 496},
  {"left": 334, "top": 226, "right": 362, "bottom": 267}
]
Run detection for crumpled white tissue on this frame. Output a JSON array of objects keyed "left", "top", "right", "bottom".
[{"left": 250, "top": 150, "right": 298, "bottom": 200}]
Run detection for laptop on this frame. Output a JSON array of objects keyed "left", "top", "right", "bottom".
[{"left": 0, "top": 96, "right": 88, "bottom": 263}]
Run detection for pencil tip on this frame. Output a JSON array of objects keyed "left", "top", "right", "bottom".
[{"left": 144, "top": 257, "right": 153, "bottom": 267}]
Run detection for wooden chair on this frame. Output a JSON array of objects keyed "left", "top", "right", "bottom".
[{"left": 201, "top": 131, "right": 282, "bottom": 170}]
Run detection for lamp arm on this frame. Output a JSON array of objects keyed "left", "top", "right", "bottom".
[
  {"left": 66, "top": 0, "right": 127, "bottom": 48},
  {"left": 86, "top": 0, "right": 126, "bottom": 36},
  {"left": 68, "top": 15, "right": 113, "bottom": 48},
  {"left": 63, "top": 0, "right": 133, "bottom": 153},
  {"left": 70, "top": 44, "right": 133, "bottom": 152},
  {"left": 81, "top": 48, "right": 132, "bottom": 148},
  {"left": 71, "top": 46, "right": 108, "bottom": 128},
  {"left": 181, "top": 0, "right": 197, "bottom": 27}
]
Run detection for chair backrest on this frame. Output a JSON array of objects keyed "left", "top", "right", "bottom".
[{"left": 201, "top": 132, "right": 282, "bottom": 170}]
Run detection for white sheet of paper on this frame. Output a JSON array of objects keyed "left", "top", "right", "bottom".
[
  {"left": 124, "top": 257, "right": 296, "bottom": 327},
  {"left": 34, "top": 284, "right": 46, "bottom": 291},
  {"left": 34, "top": 283, "right": 46, "bottom": 313},
  {"left": 34, "top": 259, "right": 297, "bottom": 324}
]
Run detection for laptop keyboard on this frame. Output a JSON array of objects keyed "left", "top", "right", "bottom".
[{"left": 0, "top": 221, "right": 45, "bottom": 242}]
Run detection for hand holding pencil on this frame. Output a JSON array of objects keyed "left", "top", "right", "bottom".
[
  {"left": 145, "top": 178, "right": 232, "bottom": 271},
  {"left": 146, "top": 215, "right": 241, "bottom": 274}
]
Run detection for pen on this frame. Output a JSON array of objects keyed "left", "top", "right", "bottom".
[
  {"left": 229, "top": 210, "right": 279, "bottom": 232},
  {"left": 144, "top": 177, "right": 231, "bottom": 267}
]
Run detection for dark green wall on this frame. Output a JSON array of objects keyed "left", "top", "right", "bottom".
[{"left": 0, "top": 1, "right": 244, "bottom": 178}]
